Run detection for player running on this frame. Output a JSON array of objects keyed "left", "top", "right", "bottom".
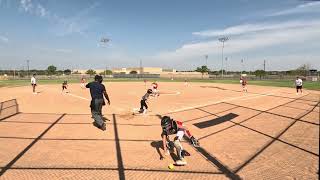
[
  {"left": 139, "top": 89, "right": 153, "bottom": 114},
  {"left": 184, "top": 78, "right": 189, "bottom": 86},
  {"left": 151, "top": 82, "right": 160, "bottom": 97},
  {"left": 62, "top": 80, "right": 68, "bottom": 93},
  {"left": 160, "top": 116, "right": 200, "bottom": 165},
  {"left": 240, "top": 77, "right": 248, "bottom": 92},
  {"left": 80, "top": 77, "right": 86, "bottom": 89},
  {"left": 295, "top": 76, "right": 303, "bottom": 95},
  {"left": 31, "top": 74, "right": 37, "bottom": 94}
]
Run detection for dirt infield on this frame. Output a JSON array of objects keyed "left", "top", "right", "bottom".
[{"left": 0, "top": 82, "right": 319, "bottom": 180}]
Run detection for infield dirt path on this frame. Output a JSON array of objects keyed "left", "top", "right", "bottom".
[{"left": 0, "top": 82, "right": 319, "bottom": 179}]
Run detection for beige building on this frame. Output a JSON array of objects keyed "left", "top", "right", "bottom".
[
  {"left": 72, "top": 67, "right": 206, "bottom": 78},
  {"left": 112, "top": 67, "right": 167, "bottom": 74}
]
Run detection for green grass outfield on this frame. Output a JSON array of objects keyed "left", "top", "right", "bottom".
[{"left": 0, "top": 79, "right": 319, "bottom": 90}]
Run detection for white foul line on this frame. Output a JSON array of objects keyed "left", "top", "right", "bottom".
[
  {"left": 169, "top": 89, "right": 280, "bottom": 113},
  {"left": 67, "top": 92, "right": 90, "bottom": 101},
  {"left": 239, "top": 92, "right": 274, "bottom": 101},
  {"left": 160, "top": 91, "right": 181, "bottom": 96}
]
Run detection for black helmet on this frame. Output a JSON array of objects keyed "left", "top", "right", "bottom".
[
  {"left": 94, "top": 75, "right": 100, "bottom": 81},
  {"left": 147, "top": 89, "right": 153, "bottom": 94},
  {"left": 161, "top": 116, "right": 172, "bottom": 129},
  {"left": 98, "top": 75, "right": 103, "bottom": 83}
]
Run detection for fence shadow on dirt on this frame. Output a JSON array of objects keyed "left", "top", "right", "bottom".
[{"left": 0, "top": 99, "right": 19, "bottom": 121}]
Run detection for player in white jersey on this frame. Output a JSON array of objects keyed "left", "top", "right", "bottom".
[
  {"left": 31, "top": 74, "right": 37, "bottom": 94},
  {"left": 295, "top": 77, "right": 303, "bottom": 95}
]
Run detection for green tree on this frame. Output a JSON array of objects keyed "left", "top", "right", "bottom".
[
  {"left": 47, "top": 65, "right": 57, "bottom": 75},
  {"left": 99, "top": 70, "right": 113, "bottom": 76},
  {"left": 104, "top": 70, "right": 113, "bottom": 75},
  {"left": 296, "top": 64, "right": 310, "bottom": 76},
  {"left": 64, "top": 69, "right": 72, "bottom": 75},
  {"left": 254, "top": 70, "right": 266, "bottom": 80},
  {"left": 130, "top": 70, "right": 138, "bottom": 74},
  {"left": 86, "top": 69, "right": 96, "bottom": 77},
  {"left": 195, "top": 65, "right": 210, "bottom": 79}
]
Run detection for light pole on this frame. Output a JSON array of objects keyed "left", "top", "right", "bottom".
[
  {"left": 26, "top": 60, "right": 30, "bottom": 78},
  {"left": 225, "top": 57, "right": 228, "bottom": 75},
  {"left": 218, "top": 36, "right": 229, "bottom": 77},
  {"left": 241, "top": 59, "right": 244, "bottom": 74},
  {"left": 99, "top": 37, "right": 110, "bottom": 77},
  {"left": 205, "top": 55, "right": 208, "bottom": 67}
]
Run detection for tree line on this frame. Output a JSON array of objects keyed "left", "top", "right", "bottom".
[
  {"left": 194, "top": 64, "right": 317, "bottom": 79},
  {"left": 0, "top": 64, "right": 317, "bottom": 78}
]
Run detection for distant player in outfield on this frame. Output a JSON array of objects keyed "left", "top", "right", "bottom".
[
  {"left": 295, "top": 76, "right": 303, "bottom": 95},
  {"left": 31, "top": 74, "right": 37, "bottom": 94},
  {"left": 139, "top": 89, "right": 153, "bottom": 114},
  {"left": 143, "top": 79, "right": 147, "bottom": 89},
  {"left": 240, "top": 76, "right": 248, "bottom": 92},
  {"left": 62, "top": 81, "right": 68, "bottom": 93},
  {"left": 184, "top": 78, "right": 189, "bottom": 86},
  {"left": 86, "top": 75, "right": 111, "bottom": 131},
  {"left": 151, "top": 82, "right": 160, "bottom": 97},
  {"left": 80, "top": 77, "right": 86, "bottom": 89},
  {"left": 160, "top": 116, "right": 200, "bottom": 165}
]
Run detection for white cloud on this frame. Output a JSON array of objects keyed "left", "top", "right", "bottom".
[
  {"left": 34, "top": 46, "right": 73, "bottom": 53},
  {"left": 20, "top": 0, "right": 33, "bottom": 13},
  {"left": 153, "top": 19, "right": 320, "bottom": 66},
  {"left": 20, "top": 0, "right": 48, "bottom": 17},
  {"left": 18, "top": 0, "right": 98, "bottom": 36},
  {"left": 53, "top": 2, "right": 99, "bottom": 36},
  {"left": 0, "top": 35, "right": 9, "bottom": 43},
  {"left": 193, "top": 20, "right": 320, "bottom": 37},
  {"left": 36, "top": 4, "right": 47, "bottom": 17},
  {"left": 55, "top": 49, "right": 72, "bottom": 53},
  {"left": 269, "top": 1, "right": 320, "bottom": 16}
]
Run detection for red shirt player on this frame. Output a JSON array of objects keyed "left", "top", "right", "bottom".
[
  {"left": 151, "top": 82, "right": 159, "bottom": 96},
  {"left": 80, "top": 77, "right": 86, "bottom": 88},
  {"left": 241, "top": 77, "right": 248, "bottom": 92}
]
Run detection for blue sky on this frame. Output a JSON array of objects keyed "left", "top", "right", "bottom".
[{"left": 0, "top": 0, "right": 319, "bottom": 71}]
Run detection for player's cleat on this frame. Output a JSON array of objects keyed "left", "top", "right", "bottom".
[
  {"left": 92, "top": 121, "right": 99, "bottom": 128},
  {"left": 190, "top": 136, "right": 200, "bottom": 147},
  {"left": 101, "top": 123, "right": 106, "bottom": 131},
  {"left": 92, "top": 122, "right": 106, "bottom": 131},
  {"left": 176, "top": 159, "right": 187, "bottom": 166}
]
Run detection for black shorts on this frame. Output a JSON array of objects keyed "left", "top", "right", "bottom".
[
  {"left": 62, "top": 85, "right": 67, "bottom": 90},
  {"left": 296, "top": 86, "right": 302, "bottom": 89}
]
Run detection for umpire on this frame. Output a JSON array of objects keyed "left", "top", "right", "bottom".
[{"left": 86, "top": 75, "right": 110, "bottom": 131}]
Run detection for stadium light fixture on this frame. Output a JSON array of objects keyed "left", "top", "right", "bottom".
[
  {"left": 225, "top": 57, "right": 228, "bottom": 75},
  {"left": 218, "top": 36, "right": 229, "bottom": 77},
  {"left": 99, "top": 37, "right": 110, "bottom": 47}
]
